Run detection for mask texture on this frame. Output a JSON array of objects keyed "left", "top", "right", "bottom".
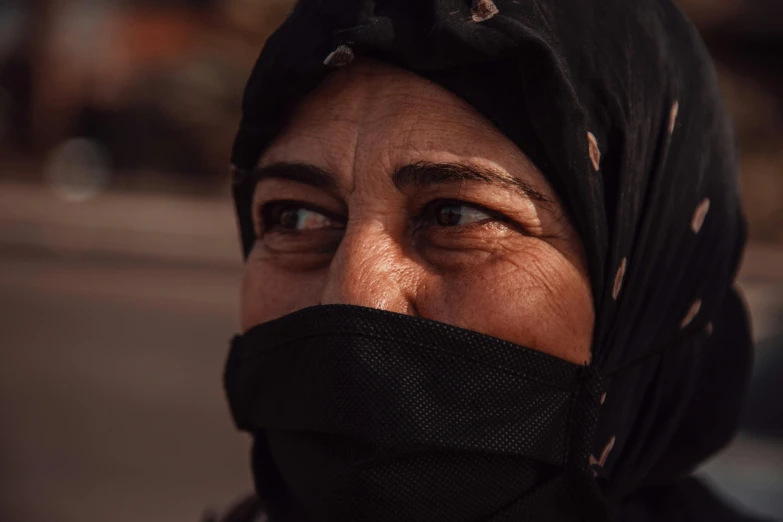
[{"left": 225, "top": 305, "right": 606, "bottom": 522}]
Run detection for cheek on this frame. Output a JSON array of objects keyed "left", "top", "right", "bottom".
[
  {"left": 420, "top": 243, "right": 594, "bottom": 364},
  {"left": 240, "top": 258, "right": 327, "bottom": 332}
]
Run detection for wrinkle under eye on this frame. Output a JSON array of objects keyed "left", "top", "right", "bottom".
[
  {"left": 411, "top": 199, "right": 531, "bottom": 263},
  {"left": 255, "top": 201, "right": 346, "bottom": 259}
]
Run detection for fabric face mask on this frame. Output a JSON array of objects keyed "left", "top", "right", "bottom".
[{"left": 224, "top": 305, "right": 607, "bottom": 522}]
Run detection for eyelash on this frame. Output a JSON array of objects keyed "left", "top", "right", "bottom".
[
  {"left": 257, "top": 200, "right": 345, "bottom": 235},
  {"left": 256, "top": 198, "right": 517, "bottom": 236},
  {"left": 416, "top": 198, "right": 510, "bottom": 231}
]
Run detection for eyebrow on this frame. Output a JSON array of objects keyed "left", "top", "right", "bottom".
[
  {"left": 249, "top": 163, "right": 339, "bottom": 191},
  {"left": 250, "top": 161, "right": 552, "bottom": 204},
  {"left": 393, "top": 162, "right": 552, "bottom": 204}
]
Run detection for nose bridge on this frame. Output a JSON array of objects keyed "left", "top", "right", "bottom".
[{"left": 320, "top": 221, "right": 411, "bottom": 313}]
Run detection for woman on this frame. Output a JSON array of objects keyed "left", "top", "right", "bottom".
[{"left": 222, "top": 0, "right": 763, "bottom": 521}]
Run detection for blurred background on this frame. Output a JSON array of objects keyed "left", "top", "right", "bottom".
[{"left": 0, "top": 0, "right": 781, "bottom": 521}]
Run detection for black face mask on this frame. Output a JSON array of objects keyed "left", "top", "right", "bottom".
[{"left": 224, "top": 305, "right": 607, "bottom": 522}]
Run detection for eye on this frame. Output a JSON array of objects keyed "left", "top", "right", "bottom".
[
  {"left": 255, "top": 200, "right": 345, "bottom": 261},
  {"left": 419, "top": 199, "right": 504, "bottom": 230},
  {"left": 433, "top": 201, "right": 495, "bottom": 227},
  {"left": 260, "top": 201, "right": 343, "bottom": 233},
  {"left": 412, "top": 198, "right": 526, "bottom": 266}
]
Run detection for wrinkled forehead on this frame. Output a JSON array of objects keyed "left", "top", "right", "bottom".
[
  {"left": 260, "top": 60, "right": 488, "bottom": 157},
  {"left": 259, "top": 60, "right": 549, "bottom": 195},
  {"left": 267, "top": 60, "right": 489, "bottom": 135}
]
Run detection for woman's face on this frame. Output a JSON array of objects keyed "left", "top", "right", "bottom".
[{"left": 242, "top": 60, "right": 594, "bottom": 364}]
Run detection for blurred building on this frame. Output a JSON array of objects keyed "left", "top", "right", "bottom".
[
  {"left": 0, "top": 0, "right": 292, "bottom": 192},
  {"left": 679, "top": 0, "right": 783, "bottom": 243}
]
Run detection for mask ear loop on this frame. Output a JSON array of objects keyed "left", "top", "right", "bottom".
[
  {"left": 232, "top": 165, "right": 258, "bottom": 258},
  {"left": 603, "top": 316, "right": 712, "bottom": 378}
]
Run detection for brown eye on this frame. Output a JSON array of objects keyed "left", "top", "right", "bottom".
[
  {"left": 433, "top": 201, "right": 494, "bottom": 227},
  {"left": 256, "top": 201, "right": 345, "bottom": 260},
  {"left": 261, "top": 201, "right": 343, "bottom": 233},
  {"left": 278, "top": 207, "right": 329, "bottom": 230}
]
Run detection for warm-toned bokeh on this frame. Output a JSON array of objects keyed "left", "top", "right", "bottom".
[{"left": 0, "top": 2, "right": 781, "bottom": 521}]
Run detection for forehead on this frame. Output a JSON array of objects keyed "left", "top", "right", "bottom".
[
  {"left": 259, "top": 60, "right": 544, "bottom": 185},
  {"left": 281, "top": 60, "right": 486, "bottom": 132}
]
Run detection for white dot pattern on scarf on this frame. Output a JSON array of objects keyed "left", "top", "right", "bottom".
[
  {"left": 599, "top": 436, "right": 616, "bottom": 467},
  {"left": 587, "top": 132, "right": 601, "bottom": 171},
  {"left": 324, "top": 45, "right": 355, "bottom": 68},
  {"left": 590, "top": 435, "right": 617, "bottom": 477},
  {"left": 471, "top": 0, "right": 499, "bottom": 22},
  {"left": 691, "top": 198, "right": 710, "bottom": 234},
  {"left": 681, "top": 299, "right": 702, "bottom": 329},
  {"left": 669, "top": 101, "right": 679, "bottom": 135},
  {"left": 612, "top": 257, "right": 628, "bottom": 301}
]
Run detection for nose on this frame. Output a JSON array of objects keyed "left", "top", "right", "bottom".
[{"left": 320, "top": 222, "right": 416, "bottom": 315}]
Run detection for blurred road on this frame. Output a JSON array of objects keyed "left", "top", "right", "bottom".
[
  {"left": 0, "top": 252, "right": 252, "bottom": 522},
  {"left": 0, "top": 181, "right": 251, "bottom": 522},
  {"left": 0, "top": 180, "right": 781, "bottom": 522}
]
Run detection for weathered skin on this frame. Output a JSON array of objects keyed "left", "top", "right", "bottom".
[{"left": 242, "top": 60, "right": 594, "bottom": 365}]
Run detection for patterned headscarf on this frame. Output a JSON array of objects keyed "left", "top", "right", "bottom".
[{"left": 230, "top": 1, "right": 758, "bottom": 519}]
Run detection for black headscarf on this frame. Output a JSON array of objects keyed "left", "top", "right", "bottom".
[{"left": 229, "top": 1, "right": 761, "bottom": 520}]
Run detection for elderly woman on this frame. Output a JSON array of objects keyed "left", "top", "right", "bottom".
[{"left": 222, "top": 1, "right": 762, "bottom": 521}]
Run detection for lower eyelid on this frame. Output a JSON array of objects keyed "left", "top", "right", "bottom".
[{"left": 262, "top": 228, "right": 344, "bottom": 253}]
